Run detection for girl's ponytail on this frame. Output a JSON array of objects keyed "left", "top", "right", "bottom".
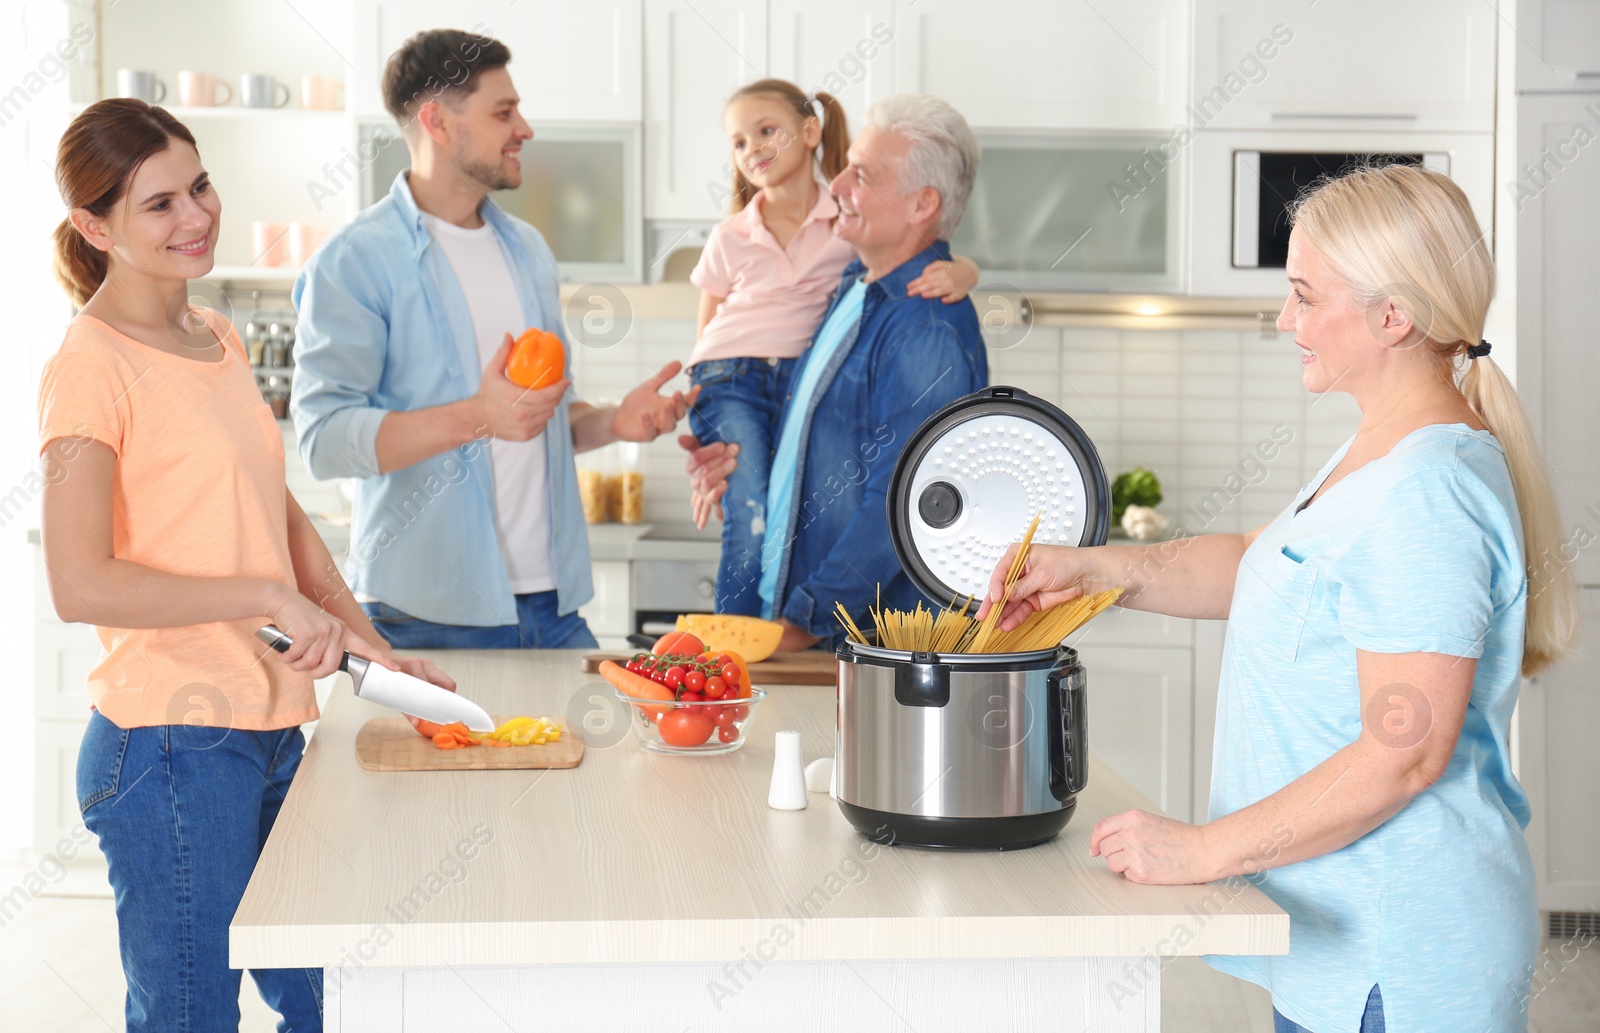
[
  {"left": 724, "top": 79, "right": 849, "bottom": 214},
  {"left": 812, "top": 90, "right": 850, "bottom": 185}
]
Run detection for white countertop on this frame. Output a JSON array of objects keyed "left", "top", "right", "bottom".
[{"left": 229, "top": 650, "right": 1287, "bottom": 969}]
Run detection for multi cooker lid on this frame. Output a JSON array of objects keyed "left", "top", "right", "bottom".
[{"left": 887, "top": 386, "right": 1110, "bottom": 611}]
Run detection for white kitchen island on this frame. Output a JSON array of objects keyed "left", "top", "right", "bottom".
[{"left": 230, "top": 650, "right": 1287, "bottom": 1032}]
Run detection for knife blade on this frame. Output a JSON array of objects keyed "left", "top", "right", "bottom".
[{"left": 254, "top": 625, "right": 496, "bottom": 732}]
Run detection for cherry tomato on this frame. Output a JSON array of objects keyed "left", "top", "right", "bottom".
[
  {"left": 711, "top": 707, "right": 736, "bottom": 728},
  {"left": 730, "top": 704, "right": 750, "bottom": 722},
  {"left": 680, "top": 690, "right": 705, "bottom": 703},
  {"left": 721, "top": 663, "right": 741, "bottom": 685},
  {"left": 658, "top": 709, "right": 716, "bottom": 747},
  {"left": 683, "top": 669, "right": 706, "bottom": 693},
  {"left": 716, "top": 725, "right": 739, "bottom": 744},
  {"left": 665, "top": 666, "right": 686, "bottom": 690},
  {"left": 704, "top": 675, "right": 727, "bottom": 700}
]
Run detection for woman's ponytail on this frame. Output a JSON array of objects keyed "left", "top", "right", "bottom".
[
  {"left": 52, "top": 98, "right": 198, "bottom": 307},
  {"left": 52, "top": 216, "right": 108, "bottom": 308},
  {"left": 1461, "top": 354, "right": 1578, "bottom": 674}
]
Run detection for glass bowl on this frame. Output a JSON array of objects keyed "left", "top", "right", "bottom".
[{"left": 612, "top": 686, "right": 768, "bottom": 755}]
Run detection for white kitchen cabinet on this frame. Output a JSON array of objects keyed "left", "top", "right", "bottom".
[
  {"left": 351, "top": 0, "right": 642, "bottom": 122},
  {"left": 1517, "top": 93, "right": 1600, "bottom": 587},
  {"left": 892, "top": 0, "right": 1188, "bottom": 131},
  {"left": 1516, "top": 90, "right": 1600, "bottom": 918},
  {"left": 1516, "top": 0, "right": 1600, "bottom": 92},
  {"left": 579, "top": 560, "right": 633, "bottom": 652},
  {"left": 766, "top": 0, "right": 895, "bottom": 135},
  {"left": 1191, "top": 0, "right": 1496, "bottom": 132},
  {"left": 643, "top": 0, "right": 770, "bottom": 220},
  {"left": 1520, "top": 589, "right": 1600, "bottom": 914},
  {"left": 1081, "top": 642, "right": 1195, "bottom": 823}
]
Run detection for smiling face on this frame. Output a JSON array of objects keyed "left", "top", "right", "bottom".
[
  {"left": 437, "top": 67, "right": 534, "bottom": 193},
  {"left": 827, "top": 125, "right": 936, "bottom": 256},
  {"left": 1275, "top": 228, "right": 1406, "bottom": 397},
  {"left": 724, "top": 94, "right": 816, "bottom": 193},
  {"left": 86, "top": 140, "right": 220, "bottom": 281}
]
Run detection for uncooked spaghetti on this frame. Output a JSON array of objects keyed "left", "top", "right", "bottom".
[{"left": 835, "top": 511, "right": 1123, "bottom": 653}]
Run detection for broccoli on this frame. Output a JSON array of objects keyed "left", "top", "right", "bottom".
[{"left": 1111, "top": 466, "right": 1162, "bottom": 524}]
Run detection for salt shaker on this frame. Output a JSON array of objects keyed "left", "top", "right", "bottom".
[{"left": 767, "top": 730, "right": 808, "bottom": 811}]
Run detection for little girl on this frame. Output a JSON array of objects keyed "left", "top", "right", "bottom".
[{"left": 688, "top": 78, "right": 978, "bottom": 615}]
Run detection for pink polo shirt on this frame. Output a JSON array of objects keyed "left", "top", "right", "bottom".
[{"left": 688, "top": 186, "right": 858, "bottom": 366}]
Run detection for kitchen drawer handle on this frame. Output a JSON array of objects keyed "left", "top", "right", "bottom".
[
  {"left": 1575, "top": 71, "right": 1600, "bottom": 78},
  {"left": 1269, "top": 112, "right": 1419, "bottom": 121}
]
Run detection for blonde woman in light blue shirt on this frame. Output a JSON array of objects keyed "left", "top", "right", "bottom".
[{"left": 980, "top": 165, "right": 1576, "bottom": 1032}]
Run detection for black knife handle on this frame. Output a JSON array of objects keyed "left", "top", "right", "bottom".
[
  {"left": 255, "top": 625, "right": 355, "bottom": 675},
  {"left": 255, "top": 625, "right": 294, "bottom": 653}
]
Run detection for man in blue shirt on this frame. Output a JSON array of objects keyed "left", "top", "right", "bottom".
[
  {"left": 291, "top": 29, "right": 694, "bottom": 649},
  {"left": 685, "top": 94, "right": 988, "bottom": 651}
]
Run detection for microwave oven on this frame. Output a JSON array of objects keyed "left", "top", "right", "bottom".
[
  {"left": 1188, "top": 130, "right": 1494, "bottom": 297},
  {"left": 1232, "top": 149, "right": 1449, "bottom": 269},
  {"left": 355, "top": 119, "right": 642, "bottom": 283}
]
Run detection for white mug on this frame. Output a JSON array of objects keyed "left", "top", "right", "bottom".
[
  {"left": 178, "top": 71, "right": 231, "bottom": 107},
  {"left": 299, "top": 75, "right": 344, "bottom": 111},
  {"left": 240, "top": 73, "right": 291, "bottom": 110},
  {"left": 116, "top": 69, "right": 167, "bottom": 104}
]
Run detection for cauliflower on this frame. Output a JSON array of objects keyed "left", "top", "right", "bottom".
[{"left": 1121, "top": 504, "right": 1169, "bottom": 541}]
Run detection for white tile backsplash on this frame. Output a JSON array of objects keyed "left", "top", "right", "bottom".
[{"left": 565, "top": 318, "right": 1362, "bottom": 537}]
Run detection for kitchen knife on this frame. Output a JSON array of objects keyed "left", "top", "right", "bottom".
[{"left": 254, "top": 625, "right": 496, "bottom": 732}]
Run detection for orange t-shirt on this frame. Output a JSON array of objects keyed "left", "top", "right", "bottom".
[{"left": 36, "top": 310, "right": 316, "bottom": 730}]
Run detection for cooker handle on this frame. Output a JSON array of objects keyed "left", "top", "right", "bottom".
[
  {"left": 894, "top": 652, "right": 950, "bottom": 707},
  {"left": 1048, "top": 666, "right": 1088, "bottom": 800}
]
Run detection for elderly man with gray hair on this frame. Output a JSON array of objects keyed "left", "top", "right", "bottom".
[{"left": 682, "top": 93, "right": 988, "bottom": 651}]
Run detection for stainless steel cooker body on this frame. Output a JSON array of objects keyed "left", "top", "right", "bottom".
[{"left": 834, "top": 641, "right": 1088, "bottom": 850}]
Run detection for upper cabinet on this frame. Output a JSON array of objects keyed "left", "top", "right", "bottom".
[
  {"left": 767, "top": 0, "right": 896, "bottom": 139},
  {"left": 351, "top": 0, "right": 642, "bottom": 122},
  {"left": 1191, "top": 0, "right": 1496, "bottom": 133},
  {"left": 643, "top": 0, "right": 769, "bottom": 221},
  {"left": 1517, "top": 0, "right": 1600, "bottom": 92},
  {"left": 892, "top": 0, "right": 1189, "bottom": 131}
]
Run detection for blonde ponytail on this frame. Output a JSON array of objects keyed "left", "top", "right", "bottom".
[
  {"left": 1461, "top": 354, "right": 1577, "bottom": 674},
  {"left": 1292, "top": 164, "right": 1577, "bottom": 675}
]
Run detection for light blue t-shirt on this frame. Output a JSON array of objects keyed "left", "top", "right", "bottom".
[
  {"left": 757, "top": 276, "right": 868, "bottom": 617},
  {"left": 1207, "top": 424, "right": 1536, "bottom": 1032}
]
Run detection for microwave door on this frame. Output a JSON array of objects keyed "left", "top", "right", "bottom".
[{"left": 1233, "top": 151, "right": 1262, "bottom": 269}]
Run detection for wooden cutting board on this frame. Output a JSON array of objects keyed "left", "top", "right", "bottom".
[
  {"left": 354, "top": 716, "right": 584, "bottom": 771},
  {"left": 580, "top": 651, "right": 838, "bottom": 686}
]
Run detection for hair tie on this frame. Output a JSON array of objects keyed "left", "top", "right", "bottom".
[{"left": 1467, "top": 339, "right": 1491, "bottom": 360}]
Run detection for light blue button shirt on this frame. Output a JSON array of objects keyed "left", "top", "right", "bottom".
[
  {"left": 290, "top": 173, "right": 592, "bottom": 626},
  {"left": 757, "top": 276, "right": 867, "bottom": 617},
  {"left": 1206, "top": 424, "right": 1535, "bottom": 1032}
]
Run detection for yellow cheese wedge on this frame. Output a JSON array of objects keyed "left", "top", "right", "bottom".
[{"left": 674, "top": 613, "right": 784, "bottom": 662}]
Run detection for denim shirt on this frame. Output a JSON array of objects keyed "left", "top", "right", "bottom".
[
  {"left": 766, "top": 242, "right": 988, "bottom": 641},
  {"left": 289, "top": 173, "right": 592, "bottom": 626}
]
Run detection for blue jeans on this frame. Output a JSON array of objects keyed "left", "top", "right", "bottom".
[
  {"left": 361, "top": 589, "right": 600, "bottom": 650},
  {"left": 78, "top": 709, "right": 323, "bottom": 1033},
  {"left": 688, "top": 356, "right": 797, "bottom": 616},
  {"left": 1274, "top": 984, "right": 1385, "bottom": 1032}
]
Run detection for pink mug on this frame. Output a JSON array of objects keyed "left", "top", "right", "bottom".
[
  {"left": 287, "top": 223, "right": 329, "bottom": 267},
  {"left": 300, "top": 75, "right": 345, "bottom": 111},
  {"left": 251, "top": 222, "right": 290, "bottom": 268},
  {"left": 178, "top": 71, "right": 232, "bottom": 107}
]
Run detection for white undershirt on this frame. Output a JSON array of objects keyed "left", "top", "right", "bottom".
[{"left": 422, "top": 212, "right": 555, "bottom": 593}]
